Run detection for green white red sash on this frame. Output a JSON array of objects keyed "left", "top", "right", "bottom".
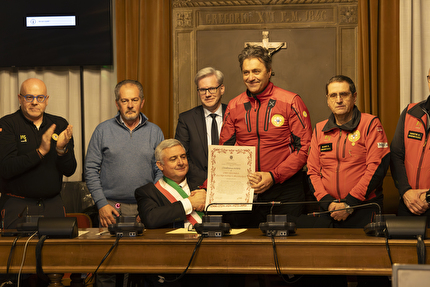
[{"left": 155, "top": 177, "right": 202, "bottom": 226}]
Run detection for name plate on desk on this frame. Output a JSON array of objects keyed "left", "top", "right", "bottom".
[{"left": 205, "top": 145, "right": 255, "bottom": 211}]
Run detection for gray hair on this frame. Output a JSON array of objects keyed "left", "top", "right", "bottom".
[
  {"left": 194, "top": 67, "right": 224, "bottom": 86},
  {"left": 114, "top": 80, "right": 144, "bottom": 101},
  {"left": 155, "top": 139, "right": 185, "bottom": 164}
]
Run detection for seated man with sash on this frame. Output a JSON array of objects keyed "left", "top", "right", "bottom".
[{"left": 135, "top": 139, "right": 206, "bottom": 229}]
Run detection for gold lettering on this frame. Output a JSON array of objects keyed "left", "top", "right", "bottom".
[
  {"left": 212, "top": 14, "right": 217, "bottom": 24},
  {"left": 205, "top": 14, "right": 211, "bottom": 24},
  {"left": 291, "top": 11, "right": 299, "bottom": 22},
  {"left": 257, "top": 12, "right": 264, "bottom": 23}
]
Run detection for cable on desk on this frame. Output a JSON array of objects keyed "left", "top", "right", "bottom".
[
  {"left": 384, "top": 236, "right": 393, "bottom": 266},
  {"left": 158, "top": 235, "right": 204, "bottom": 284},
  {"left": 270, "top": 232, "right": 302, "bottom": 284},
  {"left": 17, "top": 232, "right": 38, "bottom": 287},
  {"left": 417, "top": 235, "right": 426, "bottom": 264},
  {"left": 1, "top": 234, "right": 22, "bottom": 287},
  {"left": 84, "top": 233, "right": 122, "bottom": 286},
  {"left": 5, "top": 234, "right": 22, "bottom": 276},
  {"left": 35, "top": 235, "right": 50, "bottom": 283}
]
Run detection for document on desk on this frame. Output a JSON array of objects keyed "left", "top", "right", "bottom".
[{"left": 205, "top": 145, "right": 255, "bottom": 211}]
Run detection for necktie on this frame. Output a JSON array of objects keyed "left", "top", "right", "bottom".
[{"left": 209, "top": 114, "right": 219, "bottom": 145}]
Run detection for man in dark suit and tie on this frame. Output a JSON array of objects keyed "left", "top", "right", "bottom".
[{"left": 175, "top": 67, "right": 227, "bottom": 190}]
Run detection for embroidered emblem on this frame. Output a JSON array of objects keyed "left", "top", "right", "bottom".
[
  {"left": 377, "top": 142, "right": 389, "bottom": 148},
  {"left": 271, "top": 114, "right": 285, "bottom": 127},
  {"left": 416, "top": 121, "right": 422, "bottom": 129},
  {"left": 320, "top": 143, "right": 332, "bottom": 152},
  {"left": 52, "top": 133, "right": 58, "bottom": 141},
  {"left": 324, "top": 135, "right": 331, "bottom": 141},
  {"left": 348, "top": 130, "right": 360, "bottom": 146},
  {"left": 20, "top": 135, "right": 27, "bottom": 143},
  {"left": 407, "top": 131, "right": 423, "bottom": 141},
  {"left": 303, "top": 111, "right": 308, "bottom": 118}
]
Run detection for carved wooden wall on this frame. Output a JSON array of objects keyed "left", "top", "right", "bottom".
[{"left": 172, "top": 0, "right": 358, "bottom": 129}]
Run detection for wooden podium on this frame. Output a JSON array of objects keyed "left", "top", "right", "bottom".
[{"left": 1, "top": 228, "right": 428, "bottom": 286}]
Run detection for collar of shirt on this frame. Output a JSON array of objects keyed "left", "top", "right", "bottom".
[
  {"left": 119, "top": 113, "right": 142, "bottom": 126},
  {"left": 203, "top": 105, "right": 222, "bottom": 119},
  {"left": 178, "top": 178, "right": 190, "bottom": 195}
]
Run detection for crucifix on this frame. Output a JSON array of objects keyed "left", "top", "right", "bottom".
[{"left": 245, "top": 31, "right": 287, "bottom": 54}]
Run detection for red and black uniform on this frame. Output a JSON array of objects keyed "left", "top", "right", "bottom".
[
  {"left": 307, "top": 106, "right": 390, "bottom": 227},
  {"left": 391, "top": 95, "right": 430, "bottom": 217},
  {"left": 220, "top": 82, "right": 312, "bottom": 226}
]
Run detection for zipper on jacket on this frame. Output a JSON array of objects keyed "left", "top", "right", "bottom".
[
  {"left": 336, "top": 130, "right": 342, "bottom": 199},
  {"left": 244, "top": 102, "right": 252, "bottom": 133},
  {"left": 253, "top": 95, "right": 262, "bottom": 171},
  {"left": 416, "top": 136, "right": 428, "bottom": 187}
]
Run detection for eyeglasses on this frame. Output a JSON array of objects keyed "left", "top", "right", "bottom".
[
  {"left": 427, "top": 75, "right": 430, "bottom": 83},
  {"left": 197, "top": 84, "right": 222, "bottom": 95},
  {"left": 20, "top": 94, "right": 47, "bottom": 103},
  {"left": 327, "top": 92, "right": 351, "bottom": 100}
]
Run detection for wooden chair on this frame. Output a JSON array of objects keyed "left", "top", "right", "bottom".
[{"left": 66, "top": 213, "right": 92, "bottom": 228}]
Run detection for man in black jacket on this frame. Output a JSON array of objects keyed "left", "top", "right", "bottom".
[{"left": 0, "top": 78, "right": 76, "bottom": 229}]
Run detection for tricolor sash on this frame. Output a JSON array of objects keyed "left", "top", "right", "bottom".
[{"left": 155, "top": 177, "right": 202, "bottom": 226}]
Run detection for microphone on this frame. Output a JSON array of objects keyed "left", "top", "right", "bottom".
[
  {"left": 307, "top": 202, "right": 382, "bottom": 217},
  {"left": 197, "top": 200, "right": 339, "bottom": 237}
]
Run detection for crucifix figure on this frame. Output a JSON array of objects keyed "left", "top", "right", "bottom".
[{"left": 245, "top": 31, "right": 287, "bottom": 54}]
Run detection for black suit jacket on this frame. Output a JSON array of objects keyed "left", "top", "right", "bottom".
[
  {"left": 175, "top": 104, "right": 227, "bottom": 190},
  {"left": 135, "top": 183, "right": 187, "bottom": 229}
]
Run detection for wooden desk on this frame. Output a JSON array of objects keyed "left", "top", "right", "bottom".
[{"left": 0, "top": 228, "right": 428, "bottom": 278}]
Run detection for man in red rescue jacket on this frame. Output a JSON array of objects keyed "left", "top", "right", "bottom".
[
  {"left": 307, "top": 75, "right": 390, "bottom": 228},
  {"left": 219, "top": 45, "right": 312, "bottom": 227},
  {"left": 391, "top": 68, "right": 430, "bottom": 219}
]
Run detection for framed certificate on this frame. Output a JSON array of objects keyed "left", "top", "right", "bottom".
[{"left": 205, "top": 145, "right": 255, "bottom": 211}]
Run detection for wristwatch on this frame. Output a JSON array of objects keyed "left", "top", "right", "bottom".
[
  {"left": 56, "top": 145, "right": 68, "bottom": 155},
  {"left": 426, "top": 189, "right": 430, "bottom": 203},
  {"left": 343, "top": 203, "right": 353, "bottom": 214}
]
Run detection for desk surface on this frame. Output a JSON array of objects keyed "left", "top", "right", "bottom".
[{"left": 0, "top": 228, "right": 428, "bottom": 275}]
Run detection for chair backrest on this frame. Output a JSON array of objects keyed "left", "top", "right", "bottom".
[{"left": 66, "top": 213, "right": 92, "bottom": 228}]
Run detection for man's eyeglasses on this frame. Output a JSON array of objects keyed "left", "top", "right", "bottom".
[
  {"left": 327, "top": 92, "right": 351, "bottom": 100},
  {"left": 20, "top": 94, "right": 47, "bottom": 103},
  {"left": 197, "top": 84, "right": 222, "bottom": 95}
]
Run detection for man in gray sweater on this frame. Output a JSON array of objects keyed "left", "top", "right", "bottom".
[
  {"left": 85, "top": 79, "right": 164, "bottom": 286},
  {"left": 85, "top": 79, "right": 164, "bottom": 227}
]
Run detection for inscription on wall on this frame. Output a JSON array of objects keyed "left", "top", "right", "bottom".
[{"left": 199, "top": 8, "right": 335, "bottom": 26}]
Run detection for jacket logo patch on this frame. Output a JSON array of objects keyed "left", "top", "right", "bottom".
[
  {"left": 303, "top": 111, "right": 308, "bottom": 118},
  {"left": 20, "top": 135, "right": 27, "bottom": 143},
  {"left": 320, "top": 143, "right": 332, "bottom": 152},
  {"left": 377, "top": 142, "right": 388, "bottom": 148},
  {"left": 271, "top": 114, "right": 284, "bottom": 127},
  {"left": 416, "top": 121, "right": 422, "bottom": 129},
  {"left": 348, "top": 130, "right": 360, "bottom": 146},
  {"left": 407, "top": 131, "right": 423, "bottom": 141},
  {"left": 324, "top": 135, "right": 331, "bottom": 141}
]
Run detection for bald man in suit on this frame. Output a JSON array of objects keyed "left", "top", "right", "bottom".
[{"left": 175, "top": 67, "right": 227, "bottom": 190}]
